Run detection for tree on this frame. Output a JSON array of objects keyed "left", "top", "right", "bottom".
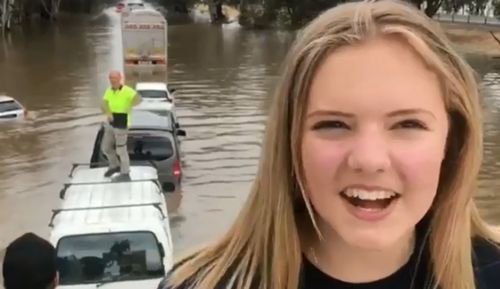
[
  {"left": 207, "top": 0, "right": 226, "bottom": 23},
  {"left": 239, "top": 0, "right": 343, "bottom": 28},
  {"left": 441, "top": 0, "right": 468, "bottom": 13},
  {"left": 154, "top": 0, "right": 192, "bottom": 14},
  {"left": 494, "top": 0, "right": 500, "bottom": 18},
  {"left": 408, "top": 0, "right": 444, "bottom": 17},
  {"left": 469, "top": 0, "right": 489, "bottom": 14},
  {"left": 280, "top": 0, "right": 338, "bottom": 27},
  {"left": 39, "top": 0, "right": 62, "bottom": 20}
]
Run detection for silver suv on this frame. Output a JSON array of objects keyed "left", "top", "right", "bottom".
[{"left": 90, "top": 110, "right": 186, "bottom": 193}]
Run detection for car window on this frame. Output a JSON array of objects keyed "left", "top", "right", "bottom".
[
  {"left": 137, "top": 90, "right": 171, "bottom": 101},
  {"left": 0, "top": 115, "right": 18, "bottom": 119},
  {"left": 0, "top": 100, "right": 22, "bottom": 113},
  {"left": 56, "top": 232, "right": 164, "bottom": 285},
  {"left": 128, "top": 3, "right": 144, "bottom": 9},
  {"left": 127, "top": 134, "right": 174, "bottom": 161}
]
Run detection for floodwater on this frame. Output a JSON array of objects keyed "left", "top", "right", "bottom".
[{"left": 0, "top": 8, "right": 500, "bottom": 262}]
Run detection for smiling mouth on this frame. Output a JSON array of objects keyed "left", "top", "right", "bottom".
[{"left": 340, "top": 188, "right": 401, "bottom": 210}]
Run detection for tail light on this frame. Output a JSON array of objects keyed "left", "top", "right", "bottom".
[
  {"left": 173, "top": 159, "right": 181, "bottom": 178},
  {"left": 154, "top": 59, "right": 166, "bottom": 65},
  {"left": 23, "top": 110, "right": 28, "bottom": 118}
]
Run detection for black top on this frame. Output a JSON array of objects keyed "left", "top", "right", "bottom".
[
  {"left": 298, "top": 224, "right": 435, "bottom": 289},
  {"left": 301, "top": 250, "right": 431, "bottom": 289},
  {"left": 160, "top": 236, "right": 500, "bottom": 289}
]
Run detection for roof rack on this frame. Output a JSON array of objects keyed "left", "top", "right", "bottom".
[
  {"left": 48, "top": 202, "right": 165, "bottom": 227},
  {"left": 59, "top": 178, "right": 162, "bottom": 199},
  {"left": 68, "top": 161, "right": 158, "bottom": 178}
]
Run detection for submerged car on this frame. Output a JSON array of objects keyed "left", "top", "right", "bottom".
[
  {"left": 0, "top": 95, "right": 27, "bottom": 120},
  {"left": 134, "top": 82, "right": 176, "bottom": 115},
  {"left": 90, "top": 110, "right": 186, "bottom": 193}
]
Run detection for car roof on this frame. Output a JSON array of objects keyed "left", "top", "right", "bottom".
[
  {"left": 52, "top": 202, "right": 165, "bottom": 231},
  {"left": 126, "top": 0, "right": 144, "bottom": 4},
  {"left": 135, "top": 82, "right": 168, "bottom": 91},
  {"left": 130, "top": 110, "right": 174, "bottom": 131},
  {"left": 70, "top": 165, "right": 158, "bottom": 182},
  {"left": 128, "top": 7, "right": 163, "bottom": 17},
  {"left": 50, "top": 166, "right": 167, "bottom": 230},
  {"left": 0, "top": 95, "right": 15, "bottom": 102}
]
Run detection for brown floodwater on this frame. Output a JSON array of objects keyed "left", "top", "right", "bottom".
[{"left": 0, "top": 8, "right": 499, "bottom": 263}]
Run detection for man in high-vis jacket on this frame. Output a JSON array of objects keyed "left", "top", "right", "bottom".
[{"left": 100, "top": 70, "right": 142, "bottom": 181}]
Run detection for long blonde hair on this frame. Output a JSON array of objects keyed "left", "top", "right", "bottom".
[{"left": 168, "top": 1, "right": 500, "bottom": 289}]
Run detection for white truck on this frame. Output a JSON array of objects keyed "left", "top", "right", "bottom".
[
  {"left": 121, "top": 8, "right": 168, "bottom": 74},
  {"left": 49, "top": 164, "right": 174, "bottom": 289}
]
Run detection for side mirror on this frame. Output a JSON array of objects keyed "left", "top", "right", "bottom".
[
  {"left": 175, "top": 122, "right": 180, "bottom": 129},
  {"left": 176, "top": 129, "right": 186, "bottom": 137},
  {"left": 168, "top": 88, "right": 176, "bottom": 94}
]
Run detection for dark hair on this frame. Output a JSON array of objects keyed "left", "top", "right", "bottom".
[{"left": 3, "top": 233, "right": 57, "bottom": 289}]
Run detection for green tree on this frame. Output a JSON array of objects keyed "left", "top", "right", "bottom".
[
  {"left": 494, "top": 0, "right": 500, "bottom": 18},
  {"left": 237, "top": 0, "right": 449, "bottom": 29},
  {"left": 283, "top": 0, "right": 340, "bottom": 27},
  {"left": 469, "top": 0, "right": 489, "bottom": 14},
  {"left": 441, "top": 0, "right": 468, "bottom": 13},
  {"left": 239, "top": 0, "right": 342, "bottom": 28},
  {"left": 408, "top": 0, "right": 443, "bottom": 17}
]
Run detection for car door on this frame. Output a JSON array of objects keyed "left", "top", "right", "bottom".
[{"left": 89, "top": 125, "right": 105, "bottom": 168}]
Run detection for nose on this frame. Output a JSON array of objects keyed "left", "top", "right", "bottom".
[{"left": 347, "top": 128, "right": 391, "bottom": 174}]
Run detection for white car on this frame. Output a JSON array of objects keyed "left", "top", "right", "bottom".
[
  {"left": 49, "top": 164, "right": 173, "bottom": 289},
  {"left": 134, "top": 82, "right": 176, "bottom": 115},
  {"left": 0, "top": 95, "right": 27, "bottom": 120},
  {"left": 123, "top": 0, "right": 145, "bottom": 13}
]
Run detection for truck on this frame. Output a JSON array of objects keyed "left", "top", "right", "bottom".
[
  {"left": 49, "top": 164, "right": 174, "bottom": 289},
  {"left": 121, "top": 8, "right": 168, "bottom": 74}
]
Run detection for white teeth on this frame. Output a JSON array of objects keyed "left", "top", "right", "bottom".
[{"left": 343, "top": 188, "right": 397, "bottom": 200}]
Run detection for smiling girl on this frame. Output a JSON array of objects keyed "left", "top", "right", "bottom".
[{"left": 162, "top": 1, "right": 500, "bottom": 289}]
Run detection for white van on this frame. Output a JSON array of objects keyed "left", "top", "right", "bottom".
[{"left": 49, "top": 164, "right": 173, "bottom": 289}]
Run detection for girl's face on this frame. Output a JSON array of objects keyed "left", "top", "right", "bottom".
[{"left": 301, "top": 36, "right": 449, "bottom": 250}]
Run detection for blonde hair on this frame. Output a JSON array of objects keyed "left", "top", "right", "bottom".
[{"left": 168, "top": 1, "right": 500, "bottom": 289}]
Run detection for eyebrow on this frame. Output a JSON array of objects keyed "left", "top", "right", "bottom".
[
  {"left": 306, "top": 110, "right": 355, "bottom": 118},
  {"left": 387, "top": 108, "right": 436, "bottom": 119},
  {"left": 307, "top": 108, "right": 436, "bottom": 119}
]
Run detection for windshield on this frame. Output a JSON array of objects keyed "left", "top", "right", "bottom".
[
  {"left": 127, "top": 135, "right": 174, "bottom": 161},
  {"left": 0, "top": 100, "right": 22, "bottom": 113},
  {"left": 128, "top": 3, "right": 144, "bottom": 9},
  {"left": 56, "top": 232, "right": 164, "bottom": 285},
  {"left": 138, "top": 90, "right": 171, "bottom": 101}
]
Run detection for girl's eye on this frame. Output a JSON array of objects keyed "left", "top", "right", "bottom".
[
  {"left": 311, "top": 120, "right": 350, "bottom": 130},
  {"left": 393, "top": 119, "right": 427, "bottom": 130}
]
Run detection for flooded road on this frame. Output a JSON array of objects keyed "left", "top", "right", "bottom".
[{"left": 0, "top": 8, "right": 500, "bottom": 259}]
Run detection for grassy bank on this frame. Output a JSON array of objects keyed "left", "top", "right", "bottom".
[
  {"left": 195, "top": 5, "right": 500, "bottom": 56},
  {"left": 439, "top": 22, "right": 500, "bottom": 56}
]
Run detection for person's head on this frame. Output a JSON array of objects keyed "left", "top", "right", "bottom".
[
  {"left": 3, "top": 233, "right": 58, "bottom": 289},
  {"left": 168, "top": 1, "right": 499, "bottom": 289},
  {"left": 108, "top": 70, "right": 122, "bottom": 89}
]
